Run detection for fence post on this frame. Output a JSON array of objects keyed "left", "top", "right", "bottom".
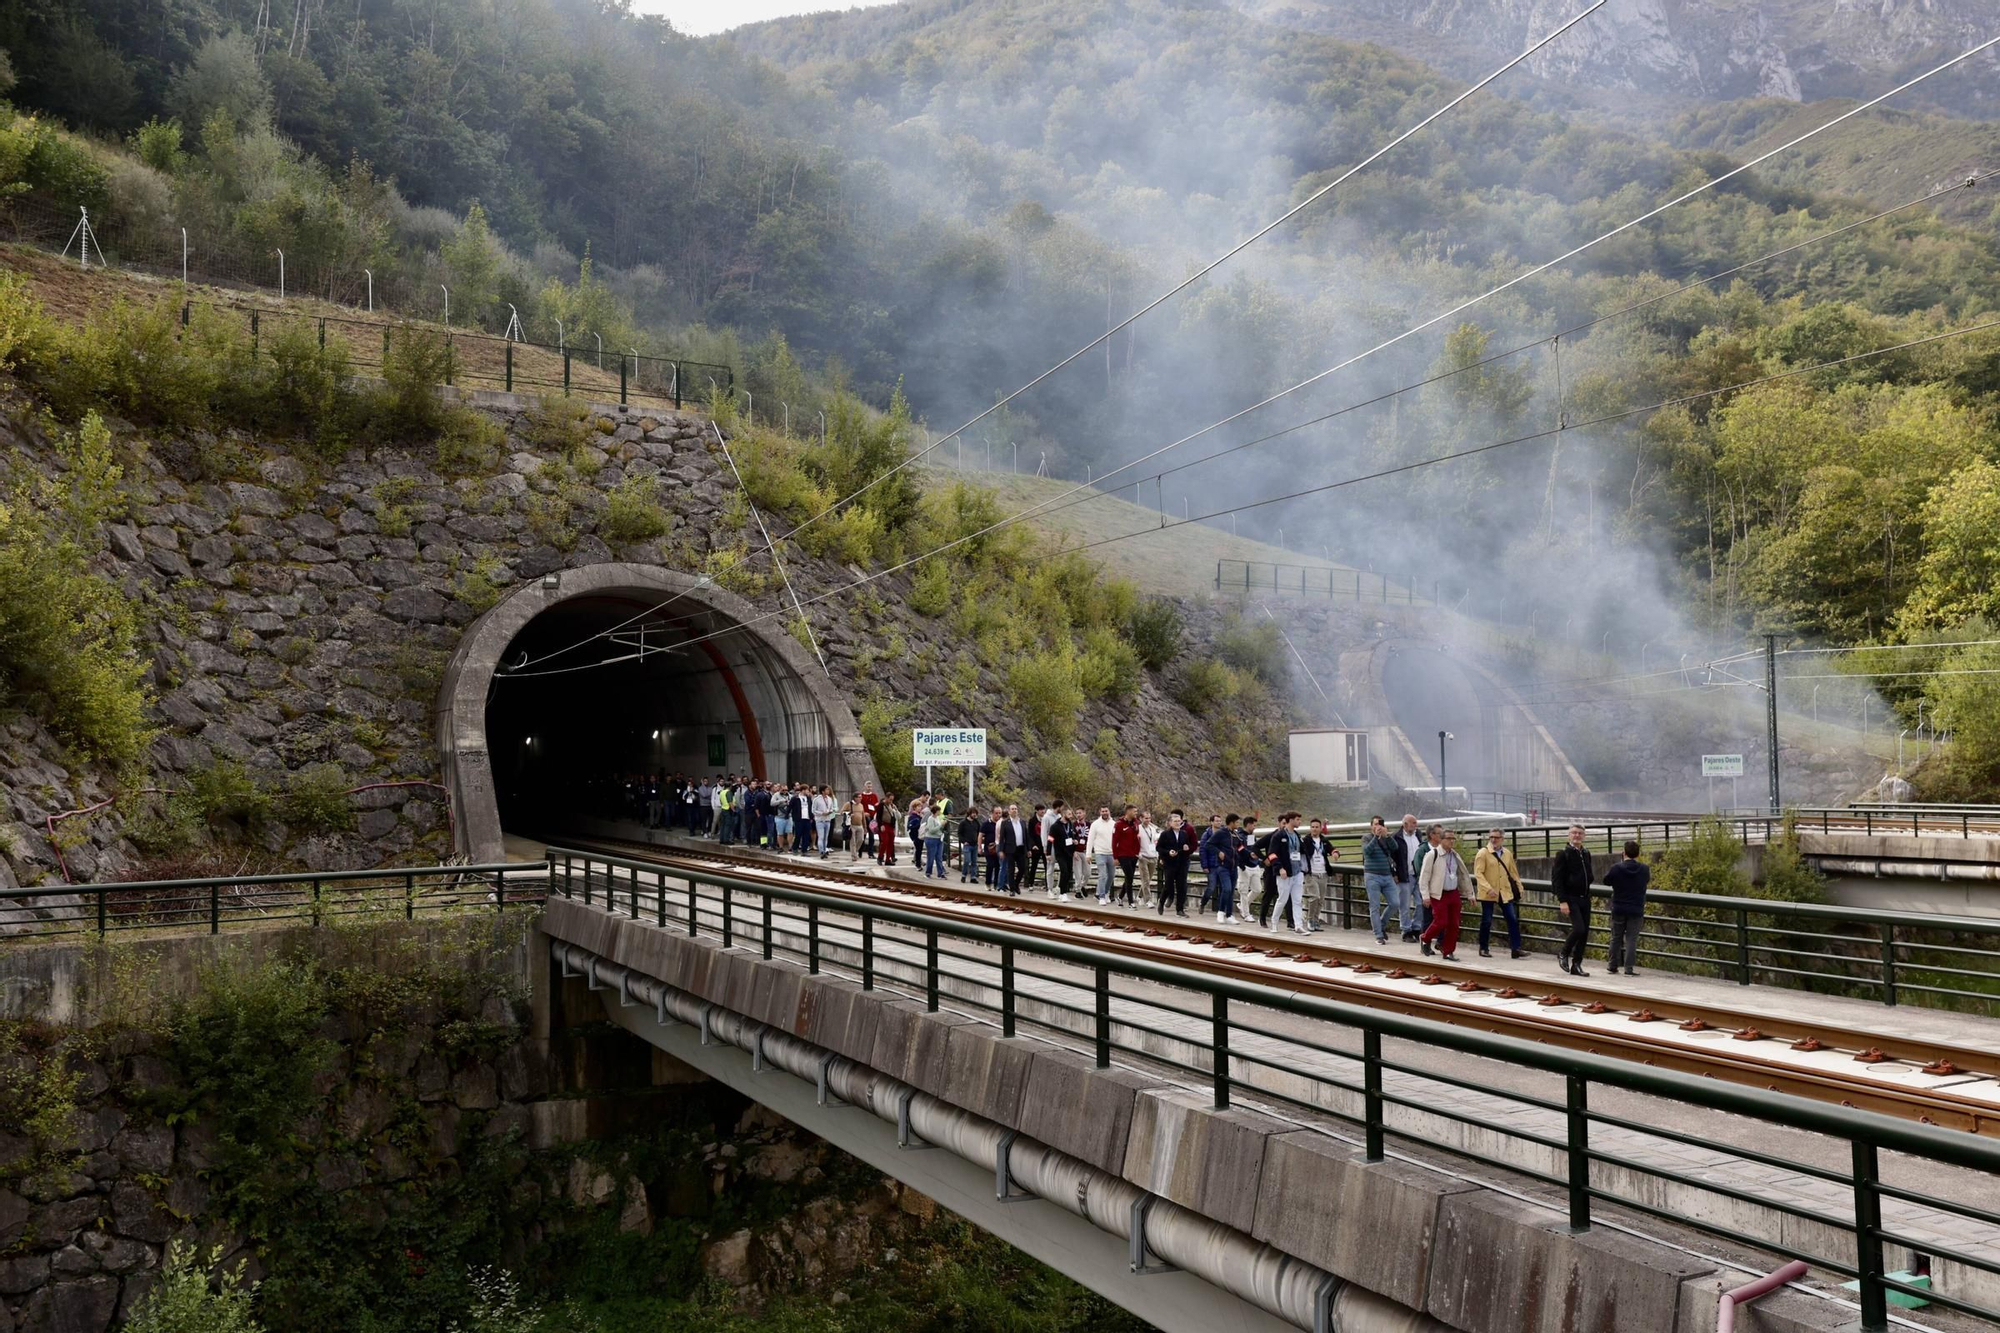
[
  {"left": 582, "top": 857, "right": 593, "bottom": 906},
  {"left": 619, "top": 357, "right": 628, "bottom": 405},
  {"left": 808, "top": 902, "right": 820, "bottom": 973},
  {"left": 96, "top": 886, "right": 107, "bottom": 937},
  {"left": 1565, "top": 1073, "right": 1591, "bottom": 1232},
  {"left": 1002, "top": 945, "right": 1016, "bottom": 1037},
  {"left": 1363, "top": 1029, "right": 1384, "bottom": 1161},
  {"left": 496, "top": 868, "right": 506, "bottom": 913},
  {"left": 1339, "top": 870, "right": 1352, "bottom": 930},
  {"left": 628, "top": 866, "right": 638, "bottom": 919},
  {"left": 1852, "top": 1141, "right": 1888, "bottom": 1331},
  {"left": 563, "top": 351, "right": 571, "bottom": 395},
  {"left": 250, "top": 309, "right": 260, "bottom": 357},
  {"left": 382, "top": 327, "right": 390, "bottom": 364},
  {"left": 1879, "top": 924, "right": 1898, "bottom": 1006},
  {"left": 406, "top": 872, "right": 415, "bottom": 921},
  {"left": 686, "top": 877, "right": 697, "bottom": 935},
  {"left": 318, "top": 317, "right": 326, "bottom": 349},
  {"left": 762, "top": 894, "right": 773, "bottom": 959},
  {"left": 504, "top": 342, "right": 513, "bottom": 393},
  {"left": 673, "top": 361, "right": 683, "bottom": 409},
  {"left": 1094, "top": 965, "right": 1111, "bottom": 1067},
  {"left": 862, "top": 915, "right": 874, "bottom": 990},
  {"left": 311, "top": 877, "right": 321, "bottom": 927},
  {"left": 1211, "top": 993, "right": 1230, "bottom": 1108},
  {"left": 722, "top": 885, "right": 733, "bottom": 948},
  {"left": 181, "top": 301, "right": 190, "bottom": 330},
  {"left": 925, "top": 928, "right": 939, "bottom": 1011},
  {"left": 1736, "top": 911, "right": 1751, "bottom": 984},
  {"left": 210, "top": 882, "right": 220, "bottom": 934}
]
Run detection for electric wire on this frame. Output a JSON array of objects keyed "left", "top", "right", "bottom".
[
  {"left": 862, "top": 35, "right": 2000, "bottom": 570},
  {"left": 501, "top": 35, "right": 2000, "bottom": 679},
  {"left": 759, "top": 3, "right": 1610, "bottom": 546},
  {"left": 496, "top": 313, "right": 2000, "bottom": 678},
  {"left": 1015, "top": 170, "right": 1996, "bottom": 522}
]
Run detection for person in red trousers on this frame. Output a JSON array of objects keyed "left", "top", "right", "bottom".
[
  {"left": 876, "top": 795, "right": 899, "bottom": 866},
  {"left": 1418, "top": 828, "right": 1466, "bottom": 962}
]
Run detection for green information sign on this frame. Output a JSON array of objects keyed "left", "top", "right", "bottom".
[{"left": 707, "top": 734, "right": 727, "bottom": 767}]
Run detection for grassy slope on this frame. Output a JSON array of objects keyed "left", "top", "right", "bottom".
[
  {"left": 929, "top": 467, "right": 1439, "bottom": 602},
  {"left": 0, "top": 245, "right": 671, "bottom": 412}
]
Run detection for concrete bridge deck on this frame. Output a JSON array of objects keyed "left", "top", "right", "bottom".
[{"left": 536, "top": 852, "right": 2000, "bottom": 1333}]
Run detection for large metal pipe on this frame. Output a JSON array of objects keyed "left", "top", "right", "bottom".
[{"left": 558, "top": 944, "right": 1455, "bottom": 1333}]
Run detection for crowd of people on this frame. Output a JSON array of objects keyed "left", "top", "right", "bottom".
[{"left": 624, "top": 775, "right": 1652, "bottom": 973}]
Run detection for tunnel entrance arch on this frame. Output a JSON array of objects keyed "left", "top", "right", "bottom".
[{"left": 437, "top": 564, "right": 878, "bottom": 860}]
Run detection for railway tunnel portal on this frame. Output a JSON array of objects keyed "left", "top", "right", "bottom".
[{"left": 437, "top": 563, "right": 880, "bottom": 861}]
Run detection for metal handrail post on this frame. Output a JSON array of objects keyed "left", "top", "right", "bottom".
[{"left": 1566, "top": 1073, "right": 1591, "bottom": 1232}]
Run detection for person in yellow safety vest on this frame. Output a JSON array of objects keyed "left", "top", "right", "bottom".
[{"left": 717, "top": 779, "right": 737, "bottom": 846}]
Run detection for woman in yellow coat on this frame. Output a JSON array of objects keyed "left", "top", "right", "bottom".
[{"left": 1472, "top": 829, "right": 1527, "bottom": 959}]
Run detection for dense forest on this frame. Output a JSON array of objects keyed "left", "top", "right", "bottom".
[{"left": 2, "top": 0, "right": 1999, "bottom": 791}]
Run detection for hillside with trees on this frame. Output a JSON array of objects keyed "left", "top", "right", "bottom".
[{"left": 1, "top": 0, "right": 1998, "bottom": 793}]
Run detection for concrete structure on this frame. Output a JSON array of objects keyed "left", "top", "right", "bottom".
[
  {"left": 1287, "top": 728, "right": 1372, "bottom": 788},
  {"left": 1341, "top": 638, "right": 1588, "bottom": 797},
  {"left": 538, "top": 892, "right": 1854, "bottom": 1333},
  {"left": 437, "top": 563, "right": 880, "bottom": 862}
]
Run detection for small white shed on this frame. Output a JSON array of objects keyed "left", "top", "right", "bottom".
[{"left": 1288, "top": 728, "right": 1371, "bottom": 787}]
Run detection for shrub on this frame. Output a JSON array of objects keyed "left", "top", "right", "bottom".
[
  {"left": 600, "top": 473, "right": 670, "bottom": 544},
  {"left": 857, "top": 695, "right": 921, "bottom": 797},
  {"left": 1756, "top": 815, "right": 1826, "bottom": 903},
  {"left": 1029, "top": 749, "right": 1101, "bottom": 810},
  {"left": 823, "top": 504, "right": 886, "bottom": 566},
  {"left": 368, "top": 327, "right": 455, "bottom": 441},
  {"left": 521, "top": 489, "right": 578, "bottom": 552},
  {"left": 1651, "top": 818, "right": 1751, "bottom": 897},
  {"left": 122, "top": 1241, "right": 264, "bottom": 1333},
  {"left": 1078, "top": 626, "right": 1142, "bottom": 701},
  {"left": 1007, "top": 648, "right": 1085, "bottom": 743},
  {"left": 522, "top": 394, "right": 594, "bottom": 455},
  {"left": 1170, "top": 657, "right": 1239, "bottom": 716},
  {"left": 908, "top": 560, "right": 952, "bottom": 617},
  {"left": 436, "top": 411, "right": 505, "bottom": 476},
  {"left": 455, "top": 556, "right": 508, "bottom": 614},
  {"left": 0, "top": 413, "right": 153, "bottom": 765},
  {"left": 278, "top": 763, "right": 355, "bottom": 834},
  {"left": 129, "top": 117, "right": 187, "bottom": 174},
  {"left": 184, "top": 759, "right": 271, "bottom": 832},
  {"left": 223, "top": 321, "right": 356, "bottom": 451},
  {"left": 371, "top": 476, "right": 417, "bottom": 537},
  {"left": 1126, "top": 598, "right": 1183, "bottom": 670},
  {"left": 1215, "top": 620, "right": 1287, "bottom": 686}
]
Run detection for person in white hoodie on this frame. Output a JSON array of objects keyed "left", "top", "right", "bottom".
[{"left": 1086, "top": 806, "right": 1117, "bottom": 904}]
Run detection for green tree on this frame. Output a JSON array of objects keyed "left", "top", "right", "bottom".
[
  {"left": 167, "top": 33, "right": 272, "bottom": 139},
  {"left": 442, "top": 200, "right": 502, "bottom": 329},
  {"left": 1898, "top": 459, "right": 2000, "bottom": 634}
]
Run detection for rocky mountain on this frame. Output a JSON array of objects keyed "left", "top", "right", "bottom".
[{"left": 1228, "top": 0, "right": 2000, "bottom": 120}]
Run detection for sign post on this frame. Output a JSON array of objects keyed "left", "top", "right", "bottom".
[
  {"left": 915, "top": 729, "right": 988, "bottom": 812},
  {"left": 1702, "top": 754, "right": 1744, "bottom": 813}
]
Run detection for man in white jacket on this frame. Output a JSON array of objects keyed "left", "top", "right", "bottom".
[{"left": 1086, "top": 806, "right": 1117, "bottom": 904}]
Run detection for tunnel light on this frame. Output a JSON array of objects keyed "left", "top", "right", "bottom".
[
  {"left": 542, "top": 572, "right": 561, "bottom": 591},
  {"left": 651, "top": 729, "right": 660, "bottom": 740}
]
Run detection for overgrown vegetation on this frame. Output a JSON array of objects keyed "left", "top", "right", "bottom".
[{"left": 0, "top": 393, "right": 152, "bottom": 767}]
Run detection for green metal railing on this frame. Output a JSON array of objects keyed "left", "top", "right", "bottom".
[
  {"left": 547, "top": 845, "right": 2000, "bottom": 1332},
  {"left": 1325, "top": 863, "right": 2000, "bottom": 1011},
  {"left": 0, "top": 862, "right": 546, "bottom": 938}
]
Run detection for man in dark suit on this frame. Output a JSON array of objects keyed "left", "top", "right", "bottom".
[
  {"left": 1154, "top": 810, "right": 1196, "bottom": 916},
  {"left": 1551, "top": 824, "right": 1597, "bottom": 976},
  {"left": 979, "top": 806, "right": 1001, "bottom": 888},
  {"left": 997, "top": 804, "right": 1030, "bottom": 895}
]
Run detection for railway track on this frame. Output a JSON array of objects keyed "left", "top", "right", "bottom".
[{"left": 555, "top": 834, "right": 2000, "bottom": 1136}]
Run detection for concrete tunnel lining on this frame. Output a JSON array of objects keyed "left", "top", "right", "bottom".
[{"left": 437, "top": 563, "right": 880, "bottom": 861}]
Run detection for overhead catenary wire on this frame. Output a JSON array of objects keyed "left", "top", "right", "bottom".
[
  {"left": 758, "top": 3, "right": 1611, "bottom": 548},
  {"left": 1017, "top": 169, "right": 1997, "bottom": 517},
  {"left": 843, "top": 37, "right": 2000, "bottom": 574},
  {"left": 499, "top": 312, "right": 2000, "bottom": 679},
  {"left": 503, "top": 35, "right": 2000, "bottom": 680}
]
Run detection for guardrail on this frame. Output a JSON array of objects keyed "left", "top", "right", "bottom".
[
  {"left": 166, "top": 296, "right": 732, "bottom": 411},
  {"left": 547, "top": 844, "right": 2000, "bottom": 1332},
  {"left": 1326, "top": 863, "right": 2000, "bottom": 1011},
  {"left": 1214, "top": 558, "right": 1439, "bottom": 604},
  {"left": 0, "top": 862, "right": 548, "bottom": 939}
]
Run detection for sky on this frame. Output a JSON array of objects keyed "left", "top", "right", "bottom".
[{"left": 634, "top": 0, "right": 900, "bottom": 37}]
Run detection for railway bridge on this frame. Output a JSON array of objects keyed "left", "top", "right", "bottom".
[{"left": 536, "top": 842, "right": 2000, "bottom": 1333}]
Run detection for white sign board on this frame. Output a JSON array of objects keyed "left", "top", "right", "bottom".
[
  {"left": 1701, "top": 754, "right": 1745, "bottom": 778},
  {"left": 914, "top": 728, "right": 987, "bottom": 767}
]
